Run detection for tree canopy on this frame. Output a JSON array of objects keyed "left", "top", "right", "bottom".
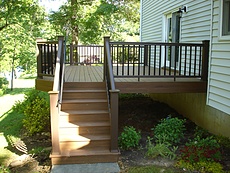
[
  {"left": 49, "top": 0, "right": 140, "bottom": 44},
  {"left": 0, "top": 0, "right": 140, "bottom": 79}
]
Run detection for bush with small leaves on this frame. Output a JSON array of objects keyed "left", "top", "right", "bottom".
[
  {"left": 13, "top": 89, "right": 50, "bottom": 136},
  {"left": 152, "top": 116, "right": 186, "bottom": 145},
  {"left": 0, "top": 77, "right": 9, "bottom": 96},
  {"left": 118, "top": 126, "right": 141, "bottom": 150}
]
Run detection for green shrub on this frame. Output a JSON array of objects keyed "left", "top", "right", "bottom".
[
  {"left": 13, "top": 90, "right": 50, "bottom": 136},
  {"left": 215, "top": 135, "right": 230, "bottom": 149},
  {"left": 118, "top": 126, "right": 141, "bottom": 150},
  {"left": 145, "top": 137, "right": 178, "bottom": 160},
  {"left": 0, "top": 165, "right": 10, "bottom": 173},
  {"left": 152, "top": 116, "right": 186, "bottom": 145},
  {"left": 0, "top": 77, "right": 9, "bottom": 96},
  {"left": 176, "top": 160, "right": 224, "bottom": 173},
  {"left": 180, "top": 136, "right": 221, "bottom": 163}
]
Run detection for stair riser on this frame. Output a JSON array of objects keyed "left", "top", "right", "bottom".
[
  {"left": 63, "top": 92, "right": 107, "bottom": 99},
  {"left": 60, "top": 114, "right": 109, "bottom": 122},
  {"left": 60, "top": 140, "right": 110, "bottom": 150},
  {"left": 51, "top": 155, "right": 119, "bottom": 165},
  {"left": 64, "top": 82, "right": 106, "bottom": 90},
  {"left": 62, "top": 102, "right": 108, "bottom": 110},
  {"left": 59, "top": 127, "right": 110, "bottom": 136}
]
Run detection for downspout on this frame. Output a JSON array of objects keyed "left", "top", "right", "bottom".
[
  {"left": 206, "top": 0, "right": 213, "bottom": 105},
  {"left": 139, "top": 0, "right": 143, "bottom": 41}
]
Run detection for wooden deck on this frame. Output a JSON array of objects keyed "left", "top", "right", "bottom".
[{"left": 63, "top": 65, "right": 207, "bottom": 93}]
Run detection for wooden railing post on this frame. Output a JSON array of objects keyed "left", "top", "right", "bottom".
[
  {"left": 104, "top": 36, "right": 110, "bottom": 81},
  {"left": 49, "top": 91, "right": 60, "bottom": 155},
  {"left": 201, "top": 40, "right": 210, "bottom": 81},
  {"left": 36, "top": 44, "right": 42, "bottom": 79},
  {"left": 70, "top": 43, "right": 74, "bottom": 65},
  {"left": 110, "top": 89, "right": 120, "bottom": 153}
]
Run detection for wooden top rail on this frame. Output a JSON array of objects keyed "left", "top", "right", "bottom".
[
  {"left": 110, "top": 41, "right": 203, "bottom": 46},
  {"left": 53, "top": 37, "right": 64, "bottom": 91},
  {"left": 104, "top": 37, "right": 116, "bottom": 90},
  {"left": 37, "top": 41, "right": 58, "bottom": 44}
]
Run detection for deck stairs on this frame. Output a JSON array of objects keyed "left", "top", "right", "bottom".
[{"left": 50, "top": 82, "right": 119, "bottom": 165}]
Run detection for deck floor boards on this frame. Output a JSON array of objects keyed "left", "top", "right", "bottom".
[{"left": 64, "top": 65, "right": 202, "bottom": 83}]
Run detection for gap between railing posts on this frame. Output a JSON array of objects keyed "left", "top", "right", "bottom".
[
  {"left": 48, "top": 36, "right": 65, "bottom": 155},
  {"left": 104, "top": 36, "right": 120, "bottom": 153}
]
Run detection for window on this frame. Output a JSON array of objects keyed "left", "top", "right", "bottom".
[{"left": 222, "top": 0, "right": 230, "bottom": 36}]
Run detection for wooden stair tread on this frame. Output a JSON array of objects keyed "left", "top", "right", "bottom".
[
  {"left": 60, "top": 134, "right": 110, "bottom": 142},
  {"left": 63, "top": 89, "right": 106, "bottom": 92},
  {"left": 60, "top": 121, "right": 110, "bottom": 128},
  {"left": 60, "top": 110, "right": 109, "bottom": 115},
  {"left": 60, "top": 149, "right": 119, "bottom": 157},
  {"left": 62, "top": 99, "right": 107, "bottom": 103}
]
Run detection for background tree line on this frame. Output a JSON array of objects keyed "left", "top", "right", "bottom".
[{"left": 0, "top": 0, "right": 140, "bottom": 79}]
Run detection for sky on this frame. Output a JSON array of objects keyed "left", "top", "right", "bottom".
[{"left": 38, "top": 0, "right": 67, "bottom": 13}]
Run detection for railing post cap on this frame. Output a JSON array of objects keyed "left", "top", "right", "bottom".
[
  {"left": 58, "top": 36, "right": 65, "bottom": 40},
  {"left": 109, "top": 89, "right": 120, "bottom": 93},
  {"left": 48, "top": 91, "right": 59, "bottom": 94}
]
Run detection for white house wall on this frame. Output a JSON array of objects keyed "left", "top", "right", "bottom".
[
  {"left": 208, "top": 0, "right": 230, "bottom": 114},
  {"left": 141, "top": 0, "right": 211, "bottom": 43}
]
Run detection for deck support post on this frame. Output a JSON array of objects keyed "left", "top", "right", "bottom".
[
  {"left": 49, "top": 91, "right": 60, "bottom": 155},
  {"left": 110, "top": 89, "right": 120, "bottom": 153},
  {"left": 104, "top": 36, "right": 110, "bottom": 81},
  {"left": 201, "top": 40, "right": 210, "bottom": 81}
]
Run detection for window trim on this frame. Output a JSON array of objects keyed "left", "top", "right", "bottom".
[{"left": 219, "top": 0, "right": 230, "bottom": 40}]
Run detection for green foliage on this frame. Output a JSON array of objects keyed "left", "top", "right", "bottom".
[
  {"left": 0, "top": 0, "right": 48, "bottom": 74},
  {"left": 49, "top": 0, "right": 140, "bottom": 45},
  {"left": 0, "top": 77, "right": 8, "bottom": 96},
  {"left": 127, "top": 165, "right": 175, "bottom": 173},
  {"left": 145, "top": 137, "right": 178, "bottom": 160},
  {"left": 215, "top": 135, "right": 230, "bottom": 149},
  {"left": 118, "top": 126, "right": 141, "bottom": 150},
  {"left": 13, "top": 90, "right": 50, "bottom": 136},
  {"left": 116, "top": 47, "right": 139, "bottom": 63},
  {"left": 176, "top": 160, "right": 224, "bottom": 173},
  {"left": 152, "top": 116, "right": 186, "bottom": 145},
  {"left": 0, "top": 165, "right": 10, "bottom": 173},
  {"left": 180, "top": 136, "right": 221, "bottom": 163}
]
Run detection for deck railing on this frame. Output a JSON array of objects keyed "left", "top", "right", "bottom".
[
  {"left": 48, "top": 36, "right": 65, "bottom": 155},
  {"left": 110, "top": 40, "right": 209, "bottom": 81},
  {"left": 104, "top": 37, "right": 119, "bottom": 153},
  {"left": 69, "top": 44, "right": 104, "bottom": 66},
  {"left": 37, "top": 41, "right": 58, "bottom": 78}
]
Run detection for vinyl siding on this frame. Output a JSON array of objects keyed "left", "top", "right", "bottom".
[
  {"left": 141, "top": 0, "right": 211, "bottom": 76},
  {"left": 208, "top": 0, "right": 230, "bottom": 114},
  {"left": 141, "top": 0, "right": 211, "bottom": 43}
]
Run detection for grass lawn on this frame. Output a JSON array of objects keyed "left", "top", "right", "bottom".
[{"left": 0, "top": 79, "right": 34, "bottom": 166}]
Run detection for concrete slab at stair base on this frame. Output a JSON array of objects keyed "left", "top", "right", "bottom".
[{"left": 51, "top": 163, "right": 120, "bottom": 173}]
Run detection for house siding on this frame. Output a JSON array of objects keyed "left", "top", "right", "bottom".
[
  {"left": 141, "top": 0, "right": 230, "bottom": 137},
  {"left": 141, "top": 0, "right": 211, "bottom": 43},
  {"left": 208, "top": 0, "right": 230, "bottom": 114}
]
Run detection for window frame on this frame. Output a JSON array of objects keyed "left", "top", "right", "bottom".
[{"left": 219, "top": 0, "right": 230, "bottom": 40}]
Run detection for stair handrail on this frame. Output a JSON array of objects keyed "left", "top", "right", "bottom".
[
  {"left": 104, "top": 36, "right": 120, "bottom": 153},
  {"left": 49, "top": 36, "right": 65, "bottom": 155}
]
